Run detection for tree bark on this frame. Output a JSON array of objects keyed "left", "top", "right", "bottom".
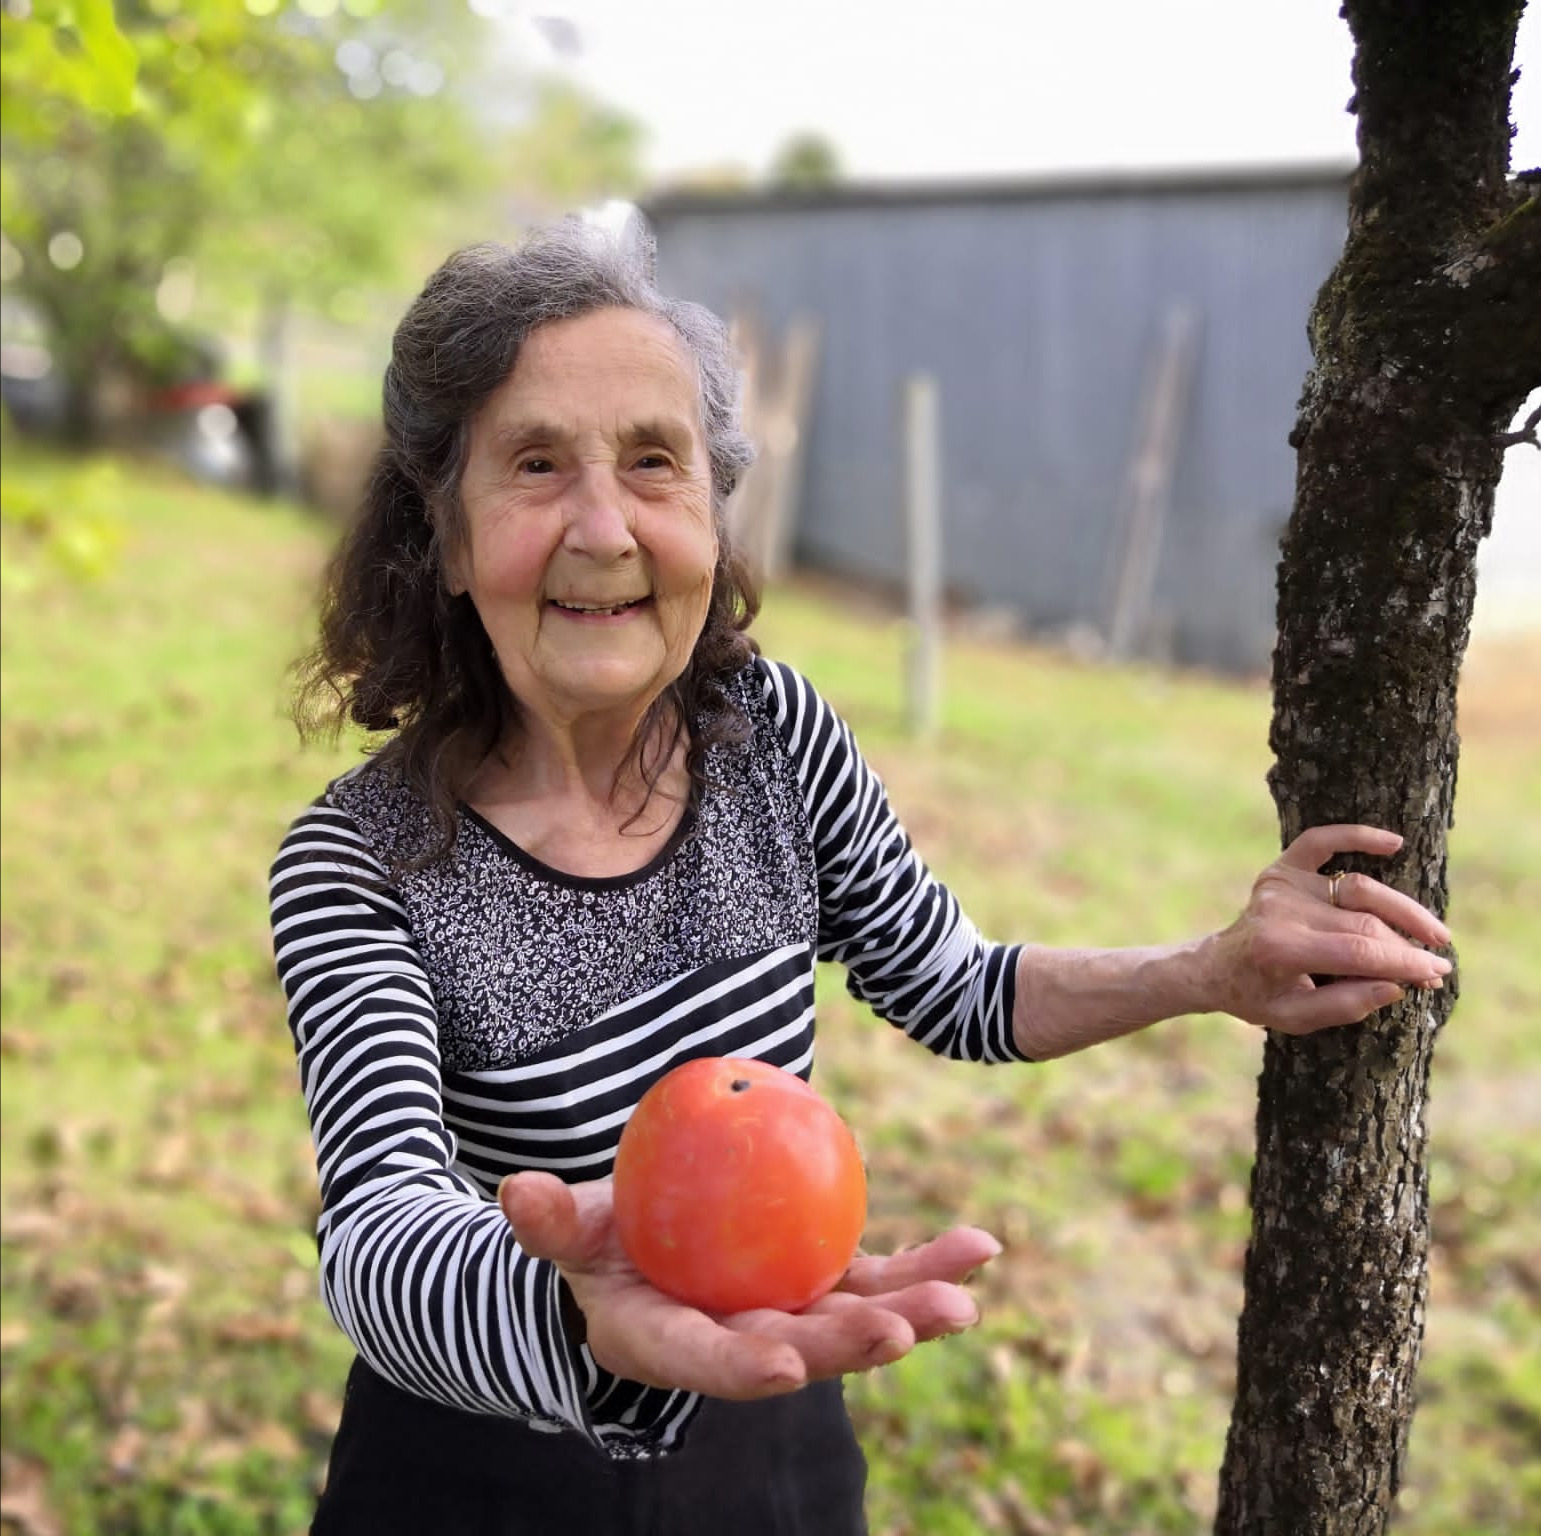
[{"left": 1216, "top": 4, "right": 1540, "bottom": 1533}]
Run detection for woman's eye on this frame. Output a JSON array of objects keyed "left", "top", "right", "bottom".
[
  {"left": 518, "top": 457, "right": 555, "bottom": 476},
  {"left": 634, "top": 453, "right": 672, "bottom": 471}
]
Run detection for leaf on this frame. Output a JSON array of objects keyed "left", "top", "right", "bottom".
[
  {"left": 1052, "top": 1438, "right": 1111, "bottom": 1501},
  {"left": 0, "top": 1454, "right": 63, "bottom": 1536},
  {"left": 139, "top": 1263, "right": 189, "bottom": 1326},
  {"left": 245, "top": 1421, "right": 301, "bottom": 1462},
  {"left": 45, "top": 1270, "right": 104, "bottom": 1323},
  {"left": 213, "top": 1313, "right": 301, "bottom": 1347},
  {"left": 105, "top": 1423, "right": 146, "bottom": 1477},
  {"left": 299, "top": 1389, "right": 339, "bottom": 1436},
  {"left": 70, "top": 0, "right": 138, "bottom": 116},
  {"left": 143, "top": 1132, "right": 192, "bottom": 1187},
  {"left": 1, "top": 1206, "right": 65, "bottom": 1247}
]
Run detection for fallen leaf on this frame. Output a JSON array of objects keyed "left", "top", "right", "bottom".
[
  {"left": 217, "top": 1184, "right": 288, "bottom": 1225},
  {"left": 247, "top": 1422, "right": 301, "bottom": 1461},
  {"left": 106, "top": 1424, "right": 146, "bottom": 1478},
  {"left": 0, "top": 1454, "right": 62, "bottom": 1536},
  {"left": 45, "top": 1272, "right": 103, "bottom": 1323},
  {"left": 1051, "top": 1438, "right": 1109, "bottom": 1500},
  {"left": 195, "top": 1438, "right": 247, "bottom": 1471},
  {"left": 213, "top": 1314, "right": 302, "bottom": 1346},
  {"left": 299, "top": 1390, "right": 340, "bottom": 1437},
  {"left": 169, "top": 1397, "right": 213, "bottom": 1455},
  {"left": 143, "top": 1133, "right": 192, "bottom": 1186},
  {"left": 136, "top": 1323, "right": 182, "bottom": 1357},
  {"left": 139, "top": 1264, "right": 190, "bottom": 1326},
  {"left": 0, "top": 1030, "right": 48, "bottom": 1059},
  {"left": 996, "top": 1480, "right": 1061, "bottom": 1536},
  {"left": 0, "top": 1209, "right": 65, "bottom": 1248}
]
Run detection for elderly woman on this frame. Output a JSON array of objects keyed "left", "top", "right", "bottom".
[{"left": 269, "top": 222, "right": 1452, "bottom": 1535}]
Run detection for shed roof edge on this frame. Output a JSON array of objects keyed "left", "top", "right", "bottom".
[{"left": 641, "top": 161, "right": 1358, "bottom": 218}]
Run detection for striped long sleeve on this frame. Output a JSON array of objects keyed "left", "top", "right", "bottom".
[
  {"left": 268, "top": 803, "right": 699, "bottom": 1456},
  {"left": 760, "top": 661, "right": 1028, "bottom": 1064}
]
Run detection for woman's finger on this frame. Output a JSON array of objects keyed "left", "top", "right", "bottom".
[
  {"left": 1323, "top": 871, "right": 1451, "bottom": 948},
  {"left": 814, "top": 1279, "right": 980, "bottom": 1343},
  {"left": 838, "top": 1227, "right": 1002, "bottom": 1297},
  {"left": 1254, "top": 926, "right": 1451, "bottom": 985},
  {"left": 497, "top": 1172, "right": 611, "bottom": 1270},
  {"left": 721, "top": 1300, "right": 916, "bottom": 1378},
  {"left": 1309, "top": 902, "right": 1440, "bottom": 970},
  {"left": 1267, "top": 978, "right": 1408, "bottom": 1034},
  {"left": 588, "top": 1285, "right": 808, "bottom": 1400},
  {"left": 1279, "top": 825, "right": 1403, "bottom": 873}
]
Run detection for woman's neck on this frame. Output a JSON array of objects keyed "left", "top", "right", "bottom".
[
  {"left": 471, "top": 700, "right": 686, "bottom": 824},
  {"left": 462, "top": 701, "right": 692, "bottom": 878}
]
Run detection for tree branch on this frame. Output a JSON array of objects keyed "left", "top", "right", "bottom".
[
  {"left": 1457, "top": 189, "right": 1541, "bottom": 401},
  {"left": 1497, "top": 400, "right": 1541, "bottom": 451}
]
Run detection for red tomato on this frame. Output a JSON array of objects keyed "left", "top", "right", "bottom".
[{"left": 612, "top": 1057, "right": 867, "bottom": 1315}]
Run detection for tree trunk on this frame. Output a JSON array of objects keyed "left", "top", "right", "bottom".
[
  {"left": 1216, "top": 4, "right": 1540, "bottom": 1533},
  {"left": 58, "top": 353, "right": 104, "bottom": 450}
]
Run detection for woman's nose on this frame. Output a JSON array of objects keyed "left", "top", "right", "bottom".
[{"left": 563, "top": 468, "right": 636, "bottom": 561}]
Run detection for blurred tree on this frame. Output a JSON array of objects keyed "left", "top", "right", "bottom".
[
  {"left": 501, "top": 76, "right": 645, "bottom": 216},
  {"left": 0, "top": 0, "right": 493, "bottom": 444},
  {"left": 659, "top": 162, "right": 755, "bottom": 194},
  {"left": 1217, "top": 3, "right": 1539, "bottom": 1533},
  {"left": 768, "top": 131, "right": 842, "bottom": 189}
]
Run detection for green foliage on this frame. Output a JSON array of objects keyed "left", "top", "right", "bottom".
[
  {"left": 0, "top": 447, "right": 127, "bottom": 586},
  {"left": 0, "top": 0, "right": 494, "bottom": 405},
  {"left": 768, "top": 131, "right": 843, "bottom": 189},
  {"left": 503, "top": 76, "right": 647, "bottom": 212},
  {"left": 1, "top": 453, "right": 1537, "bottom": 1533},
  {"left": 0, "top": 0, "right": 138, "bottom": 117}
]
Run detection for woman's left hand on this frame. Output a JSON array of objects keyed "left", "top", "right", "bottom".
[{"left": 1208, "top": 824, "right": 1453, "bottom": 1035}]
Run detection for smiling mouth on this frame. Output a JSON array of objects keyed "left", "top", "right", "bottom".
[{"left": 548, "top": 596, "right": 652, "bottom": 617}]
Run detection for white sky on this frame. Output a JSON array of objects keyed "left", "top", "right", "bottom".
[
  {"left": 512, "top": 0, "right": 1541, "bottom": 182},
  {"left": 502, "top": 0, "right": 1538, "bottom": 619}
]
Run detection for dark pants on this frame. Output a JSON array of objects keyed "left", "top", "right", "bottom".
[{"left": 311, "top": 1358, "right": 869, "bottom": 1536}]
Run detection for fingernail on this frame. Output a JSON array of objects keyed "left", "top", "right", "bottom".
[
  {"left": 1433, "top": 957, "right": 1453, "bottom": 975},
  {"left": 982, "top": 1237, "right": 1004, "bottom": 1260},
  {"left": 1378, "top": 985, "right": 1406, "bottom": 1007},
  {"left": 945, "top": 1305, "right": 980, "bottom": 1331}
]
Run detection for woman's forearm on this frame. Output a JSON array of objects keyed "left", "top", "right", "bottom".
[{"left": 1012, "top": 937, "right": 1224, "bottom": 1061}]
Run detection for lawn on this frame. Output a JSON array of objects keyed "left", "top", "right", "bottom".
[{"left": 2, "top": 448, "right": 1537, "bottom": 1535}]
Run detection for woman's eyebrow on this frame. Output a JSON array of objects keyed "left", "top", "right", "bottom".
[
  {"left": 487, "top": 417, "right": 695, "bottom": 453},
  {"left": 625, "top": 418, "right": 696, "bottom": 452},
  {"left": 487, "top": 418, "right": 570, "bottom": 455}
]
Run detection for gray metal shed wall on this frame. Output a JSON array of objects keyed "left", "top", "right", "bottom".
[{"left": 648, "top": 180, "right": 1349, "bottom": 672}]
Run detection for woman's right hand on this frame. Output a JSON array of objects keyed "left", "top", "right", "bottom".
[{"left": 499, "top": 1171, "right": 998, "bottom": 1400}]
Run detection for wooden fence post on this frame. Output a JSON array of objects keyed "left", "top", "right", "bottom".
[{"left": 903, "top": 372, "right": 942, "bottom": 737}]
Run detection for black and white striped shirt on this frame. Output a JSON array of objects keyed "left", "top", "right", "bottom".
[{"left": 269, "top": 658, "right": 1024, "bottom": 1459}]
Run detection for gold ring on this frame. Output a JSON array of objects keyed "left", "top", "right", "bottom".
[{"left": 1327, "top": 871, "right": 1346, "bottom": 908}]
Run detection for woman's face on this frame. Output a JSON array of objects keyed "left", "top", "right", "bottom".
[{"left": 450, "top": 307, "right": 718, "bottom": 737}]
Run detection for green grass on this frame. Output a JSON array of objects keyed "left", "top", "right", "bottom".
[{"left": 2, "top": 447, "right": 1538, "bottom": 1534}]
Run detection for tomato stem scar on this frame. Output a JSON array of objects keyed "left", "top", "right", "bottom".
[{"left": 730, "top": 1079, "right": 751, "bottom": 1093}]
